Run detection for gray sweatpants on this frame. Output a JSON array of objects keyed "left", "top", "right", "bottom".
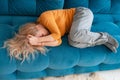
[{"left": 68, "top": 7, "right": 108, "bottom": 48}]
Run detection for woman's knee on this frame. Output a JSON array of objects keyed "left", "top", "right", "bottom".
[
  {"left": 77, "top": 7, "right": 94, "bottom": 19},
  {"left": 69, "top": 29, "right": 88, "bottom": 42}
]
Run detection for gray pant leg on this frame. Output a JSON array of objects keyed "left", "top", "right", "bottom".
[{"left": 68, "top": 7, "right": 108, "bottom": 48}]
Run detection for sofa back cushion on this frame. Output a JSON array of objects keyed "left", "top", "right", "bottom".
[
  {"left": 0, "top": 0, "right": 120, "bottom": 16},
  {"left": 64, "top": 0, "right": 120, "bottom": 14},
  {"left": 0, "top": 0, "right": 64, "bottom": 16}
]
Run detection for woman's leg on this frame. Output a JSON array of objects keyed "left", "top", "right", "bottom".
[{"left": 68, "top": 7, "right": 119, "bottom": 52}]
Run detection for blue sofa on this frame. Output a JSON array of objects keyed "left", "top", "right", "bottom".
[{"left": 0, "top": 0, "right": 120, "bottom": 80}]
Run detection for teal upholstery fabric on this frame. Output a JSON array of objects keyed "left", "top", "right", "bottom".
[
  {"left": 0, "top": 0, "right": 64, "bottom": 16},
  {"left": 0, "top": 0, "right": 120, "bottom": 80}
]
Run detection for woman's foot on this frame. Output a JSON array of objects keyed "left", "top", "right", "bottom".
[
  {"left": 104, "top": 42, "right": 117, "bottom": 53},
  {"left": 103, "top": 32, "right": 119, "bottom": 53}
]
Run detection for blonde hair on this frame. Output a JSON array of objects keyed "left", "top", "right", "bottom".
[{"left": 4, "top": 23, "right": 48, "bottom": 63}]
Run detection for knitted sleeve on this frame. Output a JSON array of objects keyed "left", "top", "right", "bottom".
[{"left": 37, "top": 11, "right": 62, "bottom": 45}]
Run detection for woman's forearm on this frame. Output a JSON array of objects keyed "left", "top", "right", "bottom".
[
  {"left": 38, "top": 40, "right": 59, "bottom": 47},
  {"left": 38, "top": 35, "right": 55, "bottom": 42},
  {"left": 38, "top": 38, "right": 62, "bottom": 47}
]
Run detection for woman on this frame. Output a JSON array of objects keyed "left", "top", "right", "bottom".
[{"left": 4, "top": 7, "right": 119, "bottom": 61}]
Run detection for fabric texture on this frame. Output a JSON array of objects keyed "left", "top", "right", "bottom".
[{"left": 0, "top": 0, "right": 120, "bottom": 80}]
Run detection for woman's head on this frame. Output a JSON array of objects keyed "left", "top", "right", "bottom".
[
  {"left": 4, "top": 23, "right": 49, "bottom": 63},
  {"left": 18, "top": 23, "right": 49, "bottom": 38}
]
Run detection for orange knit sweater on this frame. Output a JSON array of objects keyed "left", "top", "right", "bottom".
[{"left": 37, "top": 8, "right": 76, "bottom": 45}]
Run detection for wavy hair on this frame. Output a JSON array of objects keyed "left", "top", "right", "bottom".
[{"left": 4, "top": 23, "right": 48, "bottom": 63}]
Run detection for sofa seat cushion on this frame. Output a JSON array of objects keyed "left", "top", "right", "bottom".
[{"left": 0, "top": 13, "right": 120, "bottom": 79}]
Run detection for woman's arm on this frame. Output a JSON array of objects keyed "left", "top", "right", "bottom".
[
  {"left": 28, "top": 34, "right": 55, "bottom": 43},
  {"left": 28, "top": 35, "right": 62, "bottom": 46},
  {"left": 38, "top": 39, "right": 62, "bottom": 47},
  {"left": 37, "top": 11, "right": 61, "bottom": 41}
]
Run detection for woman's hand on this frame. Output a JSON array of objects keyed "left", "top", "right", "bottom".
[
  {"left": 27, "top": 35, "right": 39, "bottom": 46},
  {"left": 37, "top": 34, "right": 55, "bottom": 42}
]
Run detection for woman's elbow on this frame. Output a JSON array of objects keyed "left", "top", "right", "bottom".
[{"left": 55, "top": 39, "right": 62, "bottom": 46}]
